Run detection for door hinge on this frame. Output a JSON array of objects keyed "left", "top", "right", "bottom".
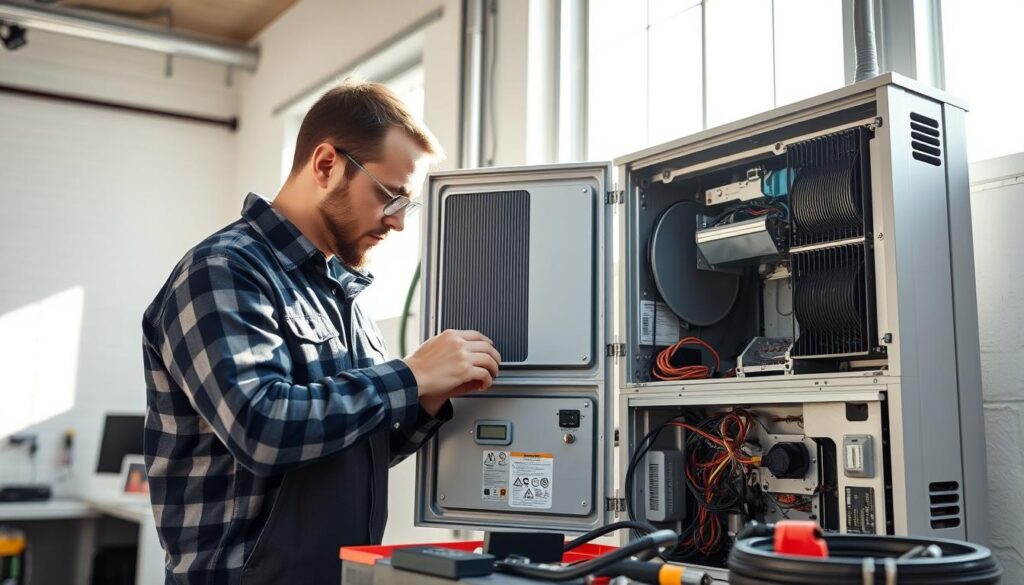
[
  {"left": 605, "top": 497, "right": 627, "bottom": 513},
  {"left": 606, "top": 343, "right": 625, "bottom": 357},
  {"left": 605, "top": 190, "right": 624, "bottom": 204}
]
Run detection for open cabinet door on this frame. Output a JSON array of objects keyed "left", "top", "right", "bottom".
[{"left": 414, "top": 162, "right": 618, "bottom": 533}]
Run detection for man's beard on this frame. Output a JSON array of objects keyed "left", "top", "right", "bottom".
[{"left": 318, "top": 184, "right": 371, "bottom": 270}]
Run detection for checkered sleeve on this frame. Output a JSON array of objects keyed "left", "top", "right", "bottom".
[
  {"left": 154, "top": 254, "right": 422, "bottom": 477},
  {"left": 389, "top": 400, "right": 454, "bottom": 466}
]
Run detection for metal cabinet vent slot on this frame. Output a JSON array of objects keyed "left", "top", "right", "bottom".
[
  {"left": 910, "top": 112, "right": 943, "bottom": 166},
  {"left": 928, "top": 481, "right": 962, "bottom": 529}
]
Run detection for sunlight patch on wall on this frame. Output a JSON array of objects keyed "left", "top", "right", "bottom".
[{"left": 0, "top": 286, "right": 84, "bottom": 438}]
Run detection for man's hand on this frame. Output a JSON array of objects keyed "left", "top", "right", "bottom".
[{"left": 403, "top": 330, "right": 501, "bottom": 415}]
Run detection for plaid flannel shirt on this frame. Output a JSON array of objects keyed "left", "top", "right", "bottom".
[{"left": 142, "top": 193, "right": 450, "bottom": 584}]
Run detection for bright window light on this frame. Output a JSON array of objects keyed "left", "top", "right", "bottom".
[
  {"left": 943, "top": 0, "right": 1024, "bottom": 161},
  {"left": 587, "top": 0, "right": 844, "bottom": 159}
]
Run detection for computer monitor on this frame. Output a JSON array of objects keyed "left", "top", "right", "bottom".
[{"left": 95, "top": 414, "right": 144, "bottom": 474}]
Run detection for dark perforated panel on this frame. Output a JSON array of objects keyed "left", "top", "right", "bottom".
[{"left": 440, "top": 190, "right": 530, "bottom": 362}]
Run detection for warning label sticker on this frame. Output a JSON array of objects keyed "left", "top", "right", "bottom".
[
  {"left": 482, "top": 450, "right": 509, "bottom": 502},
  {"left": 509, "top": 452, "right": 553, "bottom": 509},
  {"left": 640, "top": 300, "right": 681, "bottom": 346}
]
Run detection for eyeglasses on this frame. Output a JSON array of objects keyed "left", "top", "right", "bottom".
[{"left": 335, "top": 148, "right": 421, "bottom": 217}]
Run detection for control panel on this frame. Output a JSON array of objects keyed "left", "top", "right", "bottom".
[{"left": 431, "top": 395, "right": 597, "bottom": 517}]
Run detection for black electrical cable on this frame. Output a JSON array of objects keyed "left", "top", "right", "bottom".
[
  {"left": 623, "top": 410, "right": 758, "bottom": 563},
  {"left": 728, "top": 533, "right": 1002, "bottom": 585},
  {"left": 494, "top": 529, "right": 678, "bottom": 582},
  {"left": 562, "top": 520, "right": 658, "bottom": 552},
  {"left": 624, "top": 413, "right": 693, "bottom": 524}
]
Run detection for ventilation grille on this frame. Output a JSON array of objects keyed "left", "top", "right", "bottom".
[
  {"left": 791, "top": 244, "right": 873, "bottom": 358},
  {"left": 440, "top": 191, "right": 530, "bottom": 362},
  {"left": 928, "top": 481, "right": 962, "bottom": 530},
  {"left": 910, "top": 112, "right": 942, "bottom": 166}
]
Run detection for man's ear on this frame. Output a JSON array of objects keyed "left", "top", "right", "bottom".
[{"left": 310, "top": 143, "right": 343, "bottom": 189}]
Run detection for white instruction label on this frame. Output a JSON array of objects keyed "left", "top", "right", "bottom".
[
  {"left": 509, "top": 452, "right": 553, "bottom": 509},
  {"left": 640, "top": 300, "right": 682, "bottom": 346},
  {"left": 481, "top": 450, "right": 509, "bottom": 502}
]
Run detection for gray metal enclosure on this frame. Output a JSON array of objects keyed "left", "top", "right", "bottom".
[{"left": 415, "top": 73, "right": 988, "bottom": 575}]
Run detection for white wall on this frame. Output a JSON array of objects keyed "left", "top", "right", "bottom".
[
  {"left": 970, "top": 154, "right": 1024, "bottom": 582},
  {"left": 233, "top": 0, "right": 463, "bottom": 544},
  {"left": 0, "top": 30, "right": 239, "bottom": 498}
]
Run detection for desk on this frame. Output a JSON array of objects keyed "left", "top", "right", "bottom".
[
  {"left": 85, "top": 498, "right": 164, "bottom": 585},
  {"left": 0, "top": 500, "right": 95, "bottom": 521},
  {"left": 0, "top": 499, "right": 164, "bottom": 585}
]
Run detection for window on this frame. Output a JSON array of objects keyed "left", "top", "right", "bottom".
[
  {"left": 280, "top": 33, "right": 426, "bottom": 322},
  {"left": 942, "top": 0, "right": 1024, "bottom": 162},
  {"left": 588, "top": 0, "right": 844, "bottom": 160},
  {"left": 355, "top": 64, "right": 424, "bottom": 323}
]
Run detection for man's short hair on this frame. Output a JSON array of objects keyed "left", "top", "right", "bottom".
[{"left": 290, "top": 78, "right": 442, "bottom": 177}]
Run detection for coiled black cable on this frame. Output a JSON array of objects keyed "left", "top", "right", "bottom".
[{"left": 728, "top": 533, "right": 1001, "bottom": 584}]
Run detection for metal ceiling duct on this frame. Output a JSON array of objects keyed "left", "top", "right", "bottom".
[{"left": 0, "top": 0, "right": 259, "bottom": 71}]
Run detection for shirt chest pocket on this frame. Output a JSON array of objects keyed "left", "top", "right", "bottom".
[
  {"left": 284, "top": 310, "right": 345, "bottom": 372},
  {"left": 285, "top": 311, "right": 339, "bottom": 343}
]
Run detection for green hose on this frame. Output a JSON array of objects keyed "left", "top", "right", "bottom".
[{"left": 399, "top": 263, "right": 421, "bottom": 357}]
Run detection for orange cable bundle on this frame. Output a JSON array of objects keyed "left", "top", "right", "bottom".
[
  {"left": 669, "top": 410, "right": 762, "bottom": 556},
  {"left": 652, "top": 336, "right": 721, "bottom": 381}
]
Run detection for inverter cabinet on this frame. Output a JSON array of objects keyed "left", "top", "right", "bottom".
[{"left": 414, "top": 74, "right": 987, "bottom": 577}]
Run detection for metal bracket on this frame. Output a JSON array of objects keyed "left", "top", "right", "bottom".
[
  {"left": 606, "top": 343, "right": 625, "bottom": 357},
  {"left": 605, "top": 190, "right": 624, "bottom": 205},
  {"left": 605, "top": 497, "right": 626, "bottom": 513}
]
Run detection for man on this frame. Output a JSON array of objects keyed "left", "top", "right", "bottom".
[{"left": 142, "top": 79, "right": 501, "bottom": 585}]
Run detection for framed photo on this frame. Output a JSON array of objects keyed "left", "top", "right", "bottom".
[{"left": 119, "top": 455, "right": 149, "bottom": 496}]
